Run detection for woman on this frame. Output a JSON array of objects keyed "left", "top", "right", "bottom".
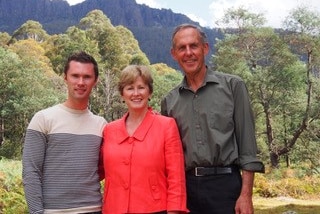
[{"left": 101, "top": 65, "right": 188, "bottom": 214}]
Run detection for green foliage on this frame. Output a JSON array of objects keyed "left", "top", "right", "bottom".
[
  {"left": 150, "top": 63, "right": 183, "bottom": 111},
  {"left": 0, "top": 46, "right": 64, "bottom": 159},
  {"left": 9, "top": 20, "right": 49, "bottom": 44},
  {"left": 0, "top": 32, "right": 10, "bottom": 47},
  {"left": 213, "top": 6, "right": 320, "bottom": 168},
  {"left": 283, "top": 6, "right": 320, "bottom": 35},
  {"left": 217, "top": 6, "right": 267, "bottom": 29},
  {"left": 0, "top": 159, "right": 27, "bottom": 214}
]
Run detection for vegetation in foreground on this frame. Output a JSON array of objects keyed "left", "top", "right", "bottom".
[
  {"left": 254, "top": 196, "right": 320, "bottom": 214},
  {"left": 1, "top": 159, "right": 319, "bottom": 214}
]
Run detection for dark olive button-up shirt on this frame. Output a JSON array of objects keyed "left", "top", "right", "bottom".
[{"left": 161, "top": 69, "right": 264, "bottom": 172}]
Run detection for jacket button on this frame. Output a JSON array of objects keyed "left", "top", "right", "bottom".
[
  {"left": 128, "top": 137, "right": 134, "bottom": 144},
  {"left": 123, "top": 183, "right": 129, "bottom": 189},
  {"left": 123, "top": 158, "right": 130, "bottom": 165}
]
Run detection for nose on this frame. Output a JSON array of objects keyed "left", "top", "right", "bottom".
[
  {"left": 133, "top": 88, "right": 139, "bottom": 95},
  {"left": 78, "top": 77, "right": 85, "bottom": 85},
  {"left": 185, "top": 46, "right": 192, "bottom": 55}
]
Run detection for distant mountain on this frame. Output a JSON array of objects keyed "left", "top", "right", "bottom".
[{"left": 0, "top": 0, "right": 223, "bottom": 69}]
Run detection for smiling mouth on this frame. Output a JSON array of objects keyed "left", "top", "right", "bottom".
[{"left": 76, "top": 88, "right": 86, "bottom": 93}]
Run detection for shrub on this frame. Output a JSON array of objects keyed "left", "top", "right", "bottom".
[
  {"left": 0, "top": 158, "right": 28, "bottom": 214},
  {"left": 254, "top": 167, "right": 320, "bottom": 199}
]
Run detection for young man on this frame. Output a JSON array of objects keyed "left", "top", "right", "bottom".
[
  {"left": 161, "top": 24, "right": 265, "bottom": 214},
  {"left": 22, "top": 51, "right": 107, "bottom": 214}
]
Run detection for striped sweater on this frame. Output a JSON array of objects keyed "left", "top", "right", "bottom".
[{"left": 22, "top": 104, "right": 107, "bottom": 214}]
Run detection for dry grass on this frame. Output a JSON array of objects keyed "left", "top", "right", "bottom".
[{"left": 254, "top": 196, "right": 320, "bottom": 214}]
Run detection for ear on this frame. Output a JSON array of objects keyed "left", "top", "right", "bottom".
[
  {"left": 94, "top": 78, "right": 98, "bottom": 87},
  {"left": 171, "top": 48, "right": 177, "bottom": 61},
  {"left": 203, "top": 43, "right": 209, "bottom": 55}
]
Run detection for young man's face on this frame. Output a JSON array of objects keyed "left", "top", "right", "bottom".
[{"left": 64, "top": 61, "right": 97, "bottom": 105}]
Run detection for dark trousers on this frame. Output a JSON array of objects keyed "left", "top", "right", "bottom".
[{"left": 186, "top": 169, "right": 242, "bottom": 214}]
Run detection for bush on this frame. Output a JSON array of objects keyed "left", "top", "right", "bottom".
[
  {"left": 254, "top": 167, "right": 320, "bottom": 199},
  {"left": 0, "top": 158, "right": 28, "bottom": 214}
]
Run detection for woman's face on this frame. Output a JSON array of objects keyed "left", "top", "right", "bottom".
[{"left": 122, "top": 76, "right": 151, "bottom": 112}]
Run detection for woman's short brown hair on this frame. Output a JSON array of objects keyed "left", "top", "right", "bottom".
[{"left": 118, "top": 65, "right": 153, "bottom": 96}]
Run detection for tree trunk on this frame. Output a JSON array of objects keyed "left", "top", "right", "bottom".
[
  {"left": 0, "top": 117, "right": 4, "bottom": 146},
  {"left": 270, "top": 151, "right": 279, "bottom": 168}
]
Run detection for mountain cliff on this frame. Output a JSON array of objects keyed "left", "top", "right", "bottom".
[{"left": 0, "top": 0, "right": 222, "bottom": 68}]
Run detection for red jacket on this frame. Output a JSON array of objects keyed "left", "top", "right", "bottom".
[{"left": 101, "top": 109, "right": 188, "bottom": 213}]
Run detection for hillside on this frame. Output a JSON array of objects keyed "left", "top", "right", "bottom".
[{"left": 0, "top": 0, "right": 222, "bottom": 68}]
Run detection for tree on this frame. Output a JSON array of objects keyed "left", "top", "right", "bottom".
[
  {"left": 76, "top": 10, "right": 152, "bottom": 120},
  {"left": 280, "top": 6, "right": 320, "bottom": 168},
  {"left": 216, "top": 6, "right": 266, "bottom": 34},
  {"left": 150, "top": 63, "right": 182, "bottom": 111},
  {"left": 45, "top": 27, "right": 100, "bottom": 75},
  {"left": 0, "top": 47, "right": 64, "bottom": 159},
  {"left": 212, "top": 7, "right": 316, "bottom": 168},
  {"left": 0, "top": 32, "right": 10, "bottom": 47},
  {"left": 9, "top": 20, "right": 49, "bottom": 44}
]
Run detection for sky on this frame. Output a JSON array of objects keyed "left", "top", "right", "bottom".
[{"left": 66, "top": 0, "right": 320, "bottom": 29}]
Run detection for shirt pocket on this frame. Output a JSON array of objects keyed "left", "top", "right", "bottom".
[{"left": 209, "top": 108, "right": 233, "bottom": 131}]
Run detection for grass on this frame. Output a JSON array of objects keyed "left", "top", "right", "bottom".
[{"left": 254, "top": 196, "right": 320, "bottom": 213}]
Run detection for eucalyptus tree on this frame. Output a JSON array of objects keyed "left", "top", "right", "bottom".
[
  {"left": 77, "top": 10, "right": 152, "bottom": 120},
  {"left": 216, "top": 6, "right": 266, "bottom": 34},
  {"left": 281, "top": 6, "right": 320, "bottom": 170},
  {"left": 45, "top": 27, "right": 100, "bottom": 75},
  {"left": 8, "top": 20, "right": 49, "bottom": 44},
  {"left": 0, "top": 32, "right": 10, "bottom": 47},
  {"left": 212, "top": 7, "right": 307, "bottom": 167},
  {"left": 149, "top": 63, "right": 183, "bottom": 111},
  {"left": 76, "top": 10, "right": 128, "bottom": 120},
  {"left": 115, "top": 25, "right": 150, "bottom": 66},
  {"left": 0, "top": 47, "right": 64, "bottom": 159}
]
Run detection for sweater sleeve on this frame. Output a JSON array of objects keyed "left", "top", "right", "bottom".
[{"left": 22, "top": 113, "right": 46, "bottom": 214}]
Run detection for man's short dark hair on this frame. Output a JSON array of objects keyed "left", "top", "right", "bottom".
[{"left": 64, "top": 51, "right": 99, "bottom": 80}]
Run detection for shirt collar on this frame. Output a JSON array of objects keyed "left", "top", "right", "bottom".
[
  {"left": 118, "top": 108, "right": 155, "bottom": 144},
  {"left": 178, "top": 66, "right": 219, "bottom": 91}
]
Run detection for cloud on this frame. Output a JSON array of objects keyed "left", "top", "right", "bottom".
[
  {"left": 135, "top": 0, "right": 162, "bottom": 9},
  {"left": 186, "top": 14, "right": 208, "bottom": 27},
  {"left": 208, "top": 0, "right": 320, "bottom": 28},
  {"left": 67, "top": 0, "right": 85, "bottom": 5}
]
